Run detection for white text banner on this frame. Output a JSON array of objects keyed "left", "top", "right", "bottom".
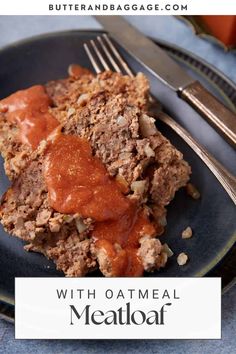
[
  {"left": 0, "top": 0, "right": 236, "bottom": 15},
  {"left": 15, "top": 277, "right": 221, "bottom": 339}
]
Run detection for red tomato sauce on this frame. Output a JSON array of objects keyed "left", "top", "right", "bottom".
[
  {"left": 0, "top": 85, "right": 59, "bottom": 149},
  {"left": 44, "top": 134, "right": 156, "bottom": 276},
  {"left": 68, "top": 64, "right": 93, "bottom": 78}
]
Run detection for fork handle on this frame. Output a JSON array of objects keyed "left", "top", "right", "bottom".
[
  {"left": 157, "top": 111, "right": 236, "bottom": 205},
  {"left": 180, "top": 81, "right": 236, "bottom": 147}
]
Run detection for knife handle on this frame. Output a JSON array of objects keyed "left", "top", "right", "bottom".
[{"left": 180, "top": 81, "right": 236, "bottom": 147}]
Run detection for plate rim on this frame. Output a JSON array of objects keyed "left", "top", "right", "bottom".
[
  {"left": 152, "top": 37, "right": 236, "bottom": 112},
  {"left": 1, "top": 28, "right": 236, "bottom": 95}
]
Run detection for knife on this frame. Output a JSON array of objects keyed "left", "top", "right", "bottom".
[{"left": 95, "top": 16, "right": 236, "bottom": 147}]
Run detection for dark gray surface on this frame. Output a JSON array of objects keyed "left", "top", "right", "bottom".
[{"left": 0, "top": 15, "right": 235, "bottom": 353}]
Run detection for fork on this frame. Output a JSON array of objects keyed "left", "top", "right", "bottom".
[{"left": 84, "top": 34, "right": 236, "bottom": 205}]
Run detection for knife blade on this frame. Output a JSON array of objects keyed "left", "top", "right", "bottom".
[{"left": 95, "top": 16, "right": 236, "bottom": 147}]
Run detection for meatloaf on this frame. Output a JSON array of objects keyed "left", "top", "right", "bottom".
[
  {"left": 0, "top": 69, "right": 191, "bottom": 277},
  {"left": 0, "top": 70, "right": 149, "bottom": 180}
]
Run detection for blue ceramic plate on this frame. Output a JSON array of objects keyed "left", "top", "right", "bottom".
[{"left": 0, "top": 31, "right": 235, "bottom": 315}]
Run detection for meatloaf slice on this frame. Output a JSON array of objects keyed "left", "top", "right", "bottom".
[
  {"left": 0, "top": 150, "right": 97, "bottom": 276},
  {"left": 0, "top": 86, "right": 190, "bottom": 277},
  {"left": 0, "top": 70, "right": 190, "bottom": 277},
  {"left": 0, "top": 140, "right": 167, "bottom": 276},
  {"left": 0, "top": 70, "right": 149, "bottom": 180},
  {"left": 0, "top": 74, "right": 93, "bottom": 181},
  {"left": 61, "top": 89, "right": 191, "bottom": 207},
  {"left": 46, "top": 70, "right": 149, "bottom": 111}
]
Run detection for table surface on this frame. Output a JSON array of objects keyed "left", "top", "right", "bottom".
[{"left": 0, "top": 15, "right": 235, "bottom": 354}]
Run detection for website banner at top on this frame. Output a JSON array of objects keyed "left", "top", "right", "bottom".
[{"left": 0, "top": 0, "right": 236, "bottom": 15}]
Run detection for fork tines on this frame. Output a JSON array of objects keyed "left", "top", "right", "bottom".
[{"left": 83, "top": 34, "right": 133, "bottom": 77}]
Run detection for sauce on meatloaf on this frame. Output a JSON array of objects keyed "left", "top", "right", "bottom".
[
  {"left": 68, "top": 64, "right": 94, "bottom": 78},
  {"left": 0, "top": 68, "right": 191, "bottom": 277},
  {"left": 0, "top": 85, "right": 59, "bottom": 149},
  {"left": 44, "top": 133, "right": 156, "bottom": 276}
]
